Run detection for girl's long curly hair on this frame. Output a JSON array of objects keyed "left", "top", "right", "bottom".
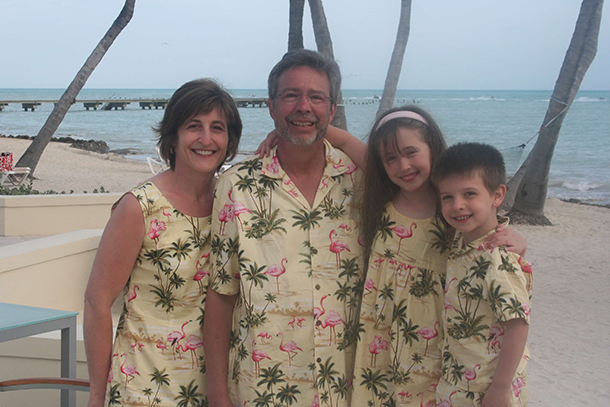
[{"left": 360, "top": 105, "right": 447, "bottom": 263}]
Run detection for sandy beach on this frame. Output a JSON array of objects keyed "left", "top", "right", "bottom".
[{"left": 2, "top": 137, "right": 609, "bottom": 405}]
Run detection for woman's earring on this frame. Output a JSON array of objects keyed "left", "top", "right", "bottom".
[{"left": 170, "top": 146, "right": 175, "bottom": 154}]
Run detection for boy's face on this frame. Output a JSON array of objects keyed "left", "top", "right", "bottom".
[{"left": 437, "top": 170, "right": 506, "bottom": 244}]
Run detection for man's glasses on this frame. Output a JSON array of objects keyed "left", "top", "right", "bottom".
[{"left": 275, "top": 92, "right": 331, "bottom": 105}]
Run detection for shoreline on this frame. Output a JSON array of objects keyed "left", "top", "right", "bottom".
[{"left": 2, "top": 135, "right": 608, "bottom": 209}]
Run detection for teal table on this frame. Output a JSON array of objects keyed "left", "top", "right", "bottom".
[{"left": 0, "top": 302, "right": 78, "bottom": 407}]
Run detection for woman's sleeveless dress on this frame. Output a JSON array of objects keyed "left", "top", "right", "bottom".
[{"left": 105, "top": 181, "right": 211, "bottom": 406}]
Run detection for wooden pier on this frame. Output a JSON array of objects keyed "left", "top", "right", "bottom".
[{"left": 0, "top": 97, "right": 268, "bottom": 112}]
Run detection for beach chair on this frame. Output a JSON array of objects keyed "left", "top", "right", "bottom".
[
  {"left": 146, "top": 146, "right": 168, "bottom": 174},
  {"left": 0, "top": 167, "right": 31, "bottom": 187}
]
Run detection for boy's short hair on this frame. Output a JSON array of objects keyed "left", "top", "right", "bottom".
[{"left": 431, "top": 142, "right": 506, "bottom": 193}]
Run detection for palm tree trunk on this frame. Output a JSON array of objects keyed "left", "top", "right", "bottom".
[
  {"left": 507, "top": 0, "right": 603, "bottom": 225},
  {"left": 288, "top": 0, "right": 305, "bottom": 50},
  {"left": 16, "top": 0, "right": 136, "bottom": 175},
  {"left": 307, "top": 0, "right": 348, "bottom": 130},
  {"left": 378, "top": 0, "right": 412, "bottom": 116}
]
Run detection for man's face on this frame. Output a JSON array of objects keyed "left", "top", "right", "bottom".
[{"left": 269, "top": 66, "right": 336, "bottom": 146}]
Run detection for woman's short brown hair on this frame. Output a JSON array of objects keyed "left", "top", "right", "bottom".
[{"left": 154, "top": 79, "right": 242, "bottom": 170}]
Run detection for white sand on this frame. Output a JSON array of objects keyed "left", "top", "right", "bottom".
[
  {"left": 1, "top": 137, "right": 152, "bottom": 193},
  {"left": 2, "top": 137, "right": 609, "bottom": 405}
]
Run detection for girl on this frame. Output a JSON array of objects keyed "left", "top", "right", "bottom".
[
  {"left": 257, "top": 105, "right": 525, "bottom": 406},
  {"left": 351, "top": 106, "right": 450, "bottom": 407}
]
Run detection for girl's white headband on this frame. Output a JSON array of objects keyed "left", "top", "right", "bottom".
[{"left": 375, "top": 111, "right": 428, "bottom": 131}]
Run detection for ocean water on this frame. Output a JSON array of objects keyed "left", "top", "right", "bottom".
[{"left": 1, "top": 88, "right": 608, "bottom": 205}]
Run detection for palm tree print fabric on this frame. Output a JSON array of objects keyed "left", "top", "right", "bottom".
[
  {"left": 210, "top": 141, "right": 364, "bottom": 407},
  {"left": 106, "top": 182, "right": 211, "bottom": 407},
  {"left": 437, "top": 226, "right": 532, "bottom": 407},
  {"left": 352, "top": 204, "right": 453, "bottom": 407}
]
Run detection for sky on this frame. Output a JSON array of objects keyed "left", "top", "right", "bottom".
[{"left": 1, "top": 0, "right": 608, "bottom": 91}]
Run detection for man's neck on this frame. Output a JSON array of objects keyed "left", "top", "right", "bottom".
[
  {"left": 276, "top": 138, "right": 327, "bottom": 207},
  {"left": 276, "top": 138, "right": 327, "bottom": 176}
]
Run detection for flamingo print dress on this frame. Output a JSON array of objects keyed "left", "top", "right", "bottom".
[
  {"left": 210, "top": 141, "right": 365, "bottom": 407},
  {"left": 437, "top": 226, "right": 532, "bottom": 407},
  {"left": 106, "top": 182, "right": 211, "bottom": 407},
  {"left": 352, "top": 204, "right": 453, "bottom": 407}
]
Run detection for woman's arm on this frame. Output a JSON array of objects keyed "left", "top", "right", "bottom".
[
  {"left": 84, "top": 194, "right": 144, "bottom": 407},
  {"left": 481, "top": 318, "right": 529, "bottom": 407},
  {"left": 203, "top": 289, "right": 238, "bottom": 407}
]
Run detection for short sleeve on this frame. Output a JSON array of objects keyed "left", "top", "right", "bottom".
[
  {"left": 485, "top": 248, "right": 532, "bottom": 324},
  {"left": 209, "top": 174, "right": 241, "bottom": 295}
]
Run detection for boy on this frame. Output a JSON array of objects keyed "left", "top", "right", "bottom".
[{"left": 431, "top": 142, "right": 532, "bottom": 407}]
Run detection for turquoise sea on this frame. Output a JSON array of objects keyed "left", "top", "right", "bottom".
[{"left": 1, "top": 88, "right": 609, "bottom": 205}]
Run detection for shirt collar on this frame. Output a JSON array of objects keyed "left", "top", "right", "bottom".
[{"left": 260, "top": 139, "right": 351, "bottom": 179}]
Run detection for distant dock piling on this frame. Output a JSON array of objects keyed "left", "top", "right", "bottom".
[{"left": 0, "top": 97, "right": 268, "bottom": 112}]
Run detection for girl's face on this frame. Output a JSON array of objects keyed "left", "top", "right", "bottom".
[{"left": 380, "top": 126, "right": 432, "bottom": 196}]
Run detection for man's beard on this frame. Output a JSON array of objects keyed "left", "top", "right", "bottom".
[{"left": 276, "top": 114, "right": 327, "bottom": 146}]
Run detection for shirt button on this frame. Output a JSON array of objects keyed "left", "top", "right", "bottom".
[
  {"left": 315, "top": 284, "right": 321, "bottom": 290},
  {"left": 316, "top": 357, "right": 322, "bottom": 363}
]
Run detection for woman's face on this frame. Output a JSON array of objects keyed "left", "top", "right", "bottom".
[{"left": 173, "top": 108, "right": 229, "bottom": 175}]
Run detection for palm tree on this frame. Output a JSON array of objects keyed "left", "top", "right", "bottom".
[
  {"left": 257, "top": 363, "right": 286, "bottom": 402},
  {"left": 289, "top": 0, "right": 306, "bottom": 50},
  {"left": 317, "top": 357, "right": 340, "bottom": 398},
  {"left": 378, "top": 0, "right": 413, "bottom": 115},
  {"left": 307, "top": 0, "right": 348, "bottom": 130},
  {"left": 277, "top": 382, "right": 302, "bottom": 406},
  {"left": 149, "top": 367, "right": 170, "bottom": 407},
  {"left": 174, "top": 380, "right": 203, "bottom": 407},
  {"left": 506, "top": 0, "right": 604, "bottom": 224},
  {"left": 360, "top": 368, "right": 388, "bottom": 407},
  {"left": 16, "top": 0, "right": 136, "bottom": 174}
]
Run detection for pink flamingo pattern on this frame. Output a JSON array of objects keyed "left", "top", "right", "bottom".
[
  {"left": 217, "top": 203, "right": 235, "bottom": 235},
  {"left": 392, "top": 222, "right": 417, "bottom": 254},
  {"left": 287, "top": 316, "right": 296, "bottom": 328},
  {"left": 329, "top": 230, "right": 350, "bottom": 268},
  {"left": 444, "top": 277, "right": 457, "bottom": 312},
  {"left": 177, "top": 334, "right": 203, "bottom": 369},
  {"left": 368, "top": 335, "right": 389, "bottom": 367},
  {"left": 416, "top": 392, "right": 434, "bottom": 407},
  {"left": 463, "top": 363, "right": 481, "bottom": 391},
  {"left": 363, "top": 278, "right": 377, "bottom": 297},
  {"left": 398, "top": 390, "right": 412, "bottom": 402},
  {"left": 277, "top": 331, "right": 302, "bottom": 367},
  {"left": 228, "top": 189, "right": 252, "bottom": 231},
  {"left": 319, "top": 310, "right": 344, "bottom": 345},
  {"left": 119, "top": 353, "right": 140, "bottom": 389},
  {"left": 417, "top": 321, "right": 439, "bottom": 356},
  {"left": 252, "top": 339, "right": 272, "bottom": 377},
  {"left": 162, "top": 206, "right": 172, "bottom": 221},
  {"left": 512, "top": 377, "right": 526, "bottom": 406},
  {"left": 147, "top": 218, "right": 166, "bottom": 247},
  {"left": 487, "top": 323, "right": 505, "bottom": 354},
  {"left": 257, "top": 331, "right": 272, "bottom": 344},
  {"left": 167, "top": 320, "right": 190, "bottom": 360},
  {"left": 297, "top": 317, "right": 305, "bottom": 327},
  {"left": 399, "top": 263, "right": 416, "bottom": 288},
  {"left": 264, "top": 258, "right": 287, "bottom": 294},
  {"left": 436, "top": 390, "right": 457, "bottom": 407},
  {"left": 156, "top": 339, "right": 167, "bottom": 354},
  {"left": 127, "top": 285, "right": 139, "bottom": 303},
  {"left": 193, "top": 253, "right": 211, "bottom": 295}
]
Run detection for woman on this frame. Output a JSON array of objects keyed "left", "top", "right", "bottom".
[{"left": 84, "top": 79, "right": 242, "bottom": 407}]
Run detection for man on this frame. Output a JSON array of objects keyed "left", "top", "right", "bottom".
[{"left": 204, "top": 49, "right": 364, "bottom": 407}]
